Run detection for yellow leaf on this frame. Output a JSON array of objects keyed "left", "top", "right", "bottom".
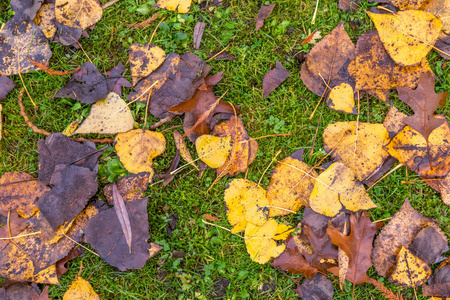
[
  {"left": 34, "top": 3, "right": 57, "bottom": 39},
  {"left": 244, "top": 219, "right": 294, "bottom": 264},
  {"left": 421, "top": 0, "right": 450, "bottom": 38},
  {"left": 327, "top": 83, "right": 357, "bottom": 114},
  {"left": 73, "top": 93, "right": 135, "bottom": 135},
  {"left": 224, "top": 179, "right": 269, "bottom": 234},
  {"left": 55, "top": 0, "right": 103, "bottom": 31},
  {"left": 115, "top": 129, "right": 166, "bottom": 179},
  {"left": 385, "top": 118, "right": 450, "bottom": 177},
  {"left": 389, "top": 245, "right": 431, "bottom": 287},
  {"left": 63, "top": 121, "right": 79, "bottom": 136},
  {"left": 129, "top": 43, "right": 166, "bottom": 86},
  {"left": 63, "top": 276, "right": 100, "bottom": 300},
  {"left": 266, "top": 157, "right": 317, "bottom": 217},
  {"left": 323, "top": 122, "right": 390, "bottom": 181},
  {"left": 155, "top": 0, "right": 192, "bottom": 13},
  {"left": 309, "top": 162, "right": 377, "bottom": 217},
  {"left": 367, "top": 10, "right": 442, "bottom": 66},
  {"left": 195, "top": 135, "right": 231, "bottom": 169},
  {"left": 174, "top": 130, "right": 198, "bottom": 170}
]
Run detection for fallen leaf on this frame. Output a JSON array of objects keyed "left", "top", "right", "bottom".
[
  {"left": 396, "top": 72, "right": 448, "bottom": 141},
  {"left": 300, "top": 22, "right": 355, "bottom": 97},
  {"left": 174, "top": 130, "right": 197, "bottom": 169},
  {"left": 244, "top": 219, "right": 294, "bottom": 264},
  {"left": 126, "top": 11, "right": 161, "bottom": 29},
  {"left": 112, "top": 183, "right": 133, "bottom": 253},
  {"left": 0, "top": 7, "right": 52, "bottom": 75},
  {"left": 272, "top": 235, "right": 320, "bottom": 279},
  {"left": 309, "top": 162, "right": 377, "bottom": 217},
  {"left": 421, "top": 0, "right": 450, "bottom": 39},
  {"left": 266, "top": 155, "right": 317, "bottom": 217},
  {"left": 114, "top": 129, "right": 166, "bottom": 179},
  {"left": 327, "top": 212, "right": 383, "bottom": 284},
  {"left": 435, "top": 35, "right": 450, "bottom": 60},
  {"left": 168, "top": 72, "right": 237, "bottom": 137},
  {"left": 63, "top": 276, "right": 99, "bottom": 300},
  {"left": 323, "top": 121, "right": 390, "bottom": 181},
  {"left": 390, "top": 0, "right": 427, "bottom": 9},
  {"left": 0, "top": 282, "right": 48, "bottom": 300},
  {"left": 408, "top": 225, "right": 448, "bottom": 265},
  {"left": 367, "top": 10, "right": 442, "bottom": 66},
  {"left": 263, "top": 61, "right": 290, "bottom": 98},
  {"left": 224, "top": 179, "right": 269, "bottom": 233},
  {"left": 73, "top": 92, "right": 135, "bottom": 135},
  {"left": 372, "top": 198, "right": 434, "bottom": 277},
  {"left": 148, "top": 242, "right": 163, "bottom": 259},
  {"left": 385, "top": 117, "right": 450, "bottom": 177},
  {"left": 103, "top": 172, "right": 149, "bottom": 205},
  {"left": 162, "top": 150, "right": 181, "bottom": 186},
  {"left": 0, "top": 76, "right": 16, "bottom": 102},
  {"left": 154, "top": 0, "right": 192, "bottom": 13},
  {"left": 327, "top": 83, "right": 356, "bottom": 114},
  {"left": 347, "top": 30, "right": 431, "bottom": 97},
  {"left": 193, "top": 22, "right": 206, "bottom": 50},
  {"left": 255, "top": 4, "right": 275, "bottom": 30},
  {"left": 423, "top": 172, "right": 450, "bottom": 206},
  {"left": 0, "top": 172, "right": 49, "bottom": 219},
  {"left": 301, "top": 29, "right": 322, "bottom": 45},
  {"left": 299, "top": 225, "right": 339, "bottom": 271},
  {"left": 383, "top": 105, "right": 407, "bottom": 138},
  {"left": 389, "top": 245, "right": 431, "bottom": 287},
  {"left": 55, "top": 63, "right": 108, "bottom": 104},
  {"left": 105, "top": 63, "right": 132, "bottom": 97},
  {"left": 128, "top": 53, "right": 209, "bottom": 119},
  {"left": 129, "top": 43, "right": 166, "bottom": 86},
  {"left": 37, "top": 133, "right": 103, "bottom": 184},
  {"left": 423, "top": 263, "right": 450, "bottom": 297},
  {"left": 34, "top": 2, "right": 57, "bottom": 39},
  {"left": 55, "top": 247, "right": 84, "bottom": 278},
  {"left": 55, "top": 0, "right": 103, "bottom": 30},
  {"left": 213, "top": 116, "right": 259, "bottom": 177},
  {"left": 84, "top": 197, "right": 151, "bottom": 271},
  {"left": 295, "top": 273, "right": 334, "bottom": 300},
  {"left": 195, "top": 134, "right": 232, "bottom": 169},
  {"left": 203, "top": 214, "right": 221, "bottom": 222}
]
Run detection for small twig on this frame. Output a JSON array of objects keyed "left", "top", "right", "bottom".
[
  {"left": 0, "top": 231, "right": 42, "bottom": 240},
  {"left": 367, "top": 164, "right": 404, "bottom": 191},
  {"left": 17, "top": 55, "right": 38, "bottom": 110},
  {"left": 102, "top": 0, "right": 120, "bottom": 9},
  {"left": 149, "top": 15, "right": 167, "bottom": 44},
  {"left": 150, "top": 115, "right": 174, "bottom": 130},
  {"left": 258, "top": 150, "right": 282, "bottom": 185},
  {"left": 202, "top": 220, "right": 244, "bottom": 238},
  {"left": 206, "top": 44, "right": 230, "bottom": 62},
  {"left": 63, "top": 233, "right": 100, "bottom": 257},
  {"left": 373, "top": 217, "right": 391, "bottom": 223},
  {"left": 311, "top": 0, "right": 320, "bottom": 24},
  {"left": 376, "top": 6, "right": 394, "bottom": 13},
  {"left": 159, "top": 124, "right": 183, "bottom": 133}
]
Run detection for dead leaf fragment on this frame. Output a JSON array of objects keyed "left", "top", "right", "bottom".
[
  {"left": 383, "top": 105, "right": 407, "bottom": 138},
  {"left": 295, "top": 273, "right": 334, "bottom": 299},
  {"left": 55, "top": 0, "right": 103, "bottom": 30},
  {"left": 34, "top": 3, "right": 57, "bottom": 39},
  {"left": 244, "top": 219, "right": 294, "bottom": 264},
  {"left": 385, "top": 118, "right": 450, "bottom": 177},
  {"left": 423, "top": 263, "right": 450, "bottom": 297},
  {"left": 255, "top": 4, "right": 275, "bottom": 30},
  {"left": 396, "top": 72, "right": 448, "bottom": 141},
  {"left": 389, "top": 245, "right": 431, "bottom": 287},
  {"left": 129, "top": 43, "right": 166, "bottom": 86},
  {"left": 193, "top": 22, "right": 206, "bottom": 50},
  {"left": 105, "top": 63, "right": 132, "bottom": 97},
  {"left": 263, "top": 61, "right": 290, "bottom": 98},
  {"left": 372, "top": 198, "right": 432, "bottom": 277},
  {"left": 114, "top": 129, "right": 166, "bottom": 179},
  {"left": 73, "top": 92, "right": 134, "bottom": 135},
  {"left": 103, "top": 172, "right": 149, "bottom": 205},
  {"left": 323, "top": 121, "right": 390, "bottom": 181},
  {"left": 174, "top": 130, "right": 197, "bottom": 170},
  {"left": 195, "top": 135, "right": 232, "bottom": 169},
  {"left": 154, "top": 0, "right": 192, "bottom": 13},
  {"left": 266, "top": 156, "right": 317, "bottom": 217},
  {"left": 367, "top": 10, "right": 442, "bottom": 66},
  {"left": 409, "top": 225, "right": 448, "bottom": 265},
  {"left": 421, "top": 0, "right": 450, "bottom": 38},
  {"left": 63, "top": 276, "right": 99, "bottom": 300},
  {"left": 309, "top": 162, "right": 376, "bottom": 217},
  {"left": 327, "top": 83, "right": 356, "bottom": 114},
  {"left": 0, "top": 76, "right": 16, "bottom": 102}
]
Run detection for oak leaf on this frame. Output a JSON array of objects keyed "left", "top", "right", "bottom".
[{"left": 327, "top": 212, "right": 383, "bottom": 284}]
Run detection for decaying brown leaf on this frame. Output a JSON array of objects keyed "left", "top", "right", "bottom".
[
  {"left": 56, "top": 247, "right": 84, "bottom": 278},
  {"left": 0, "top": 76, "right": 16, "bottom": 102},
  {"left": 301, "top": 22, "right": 355, "bottom": 97},
  {"left": 212, "top": 116, "right": 258, "bottom": 177},
  {"left": 266, "top": 154, "right": 317, "bottom": 217},
  {"left": 327, "top": 212, "right": 383, "bottom": 284},
  {"left": 389, "top": 245, "right": 431, "bottom": 287},
  {"left": 409, "top": 225, "right": 448, "bottom": 265},
  {"left": 372, "top": 198, "right": 436, "bottom": 277},
  {"left": 255, "top": 4, "right": 275, "bottom": 31},
  {"left": 383, "top": 105, "right": 407, "bottom": 138},
  {"left": 173, "top": 130, "right": 198, "bottom": 169},
  {"left": 295, "top": 273, "right": 334, "bottom": 300},
  {"left": 262, "top": 61, "right": 290, "bottom": 98},
  {"left": 423, "top": 262, "right": 450, "bottom": 298},
  {"left": 193, "top": 22, "right": 206, "bottom": 50}
]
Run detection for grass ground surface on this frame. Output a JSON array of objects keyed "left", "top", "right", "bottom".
[{"left": 1, "top": 0, "right": 450, "bottom": 299}]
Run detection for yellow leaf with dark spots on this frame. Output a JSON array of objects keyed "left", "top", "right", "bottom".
[
  {"left": 114, "top": 129, "right": 166, "bottom": 179},
  {"left": 389, "top": 245, "right": 431, "bottom": 287},
  {"left": 327, "top": 83, "right": 356, "bottom": 114},
  {"left": 63, "top": 276, "right": 100, "bottom": 300},
  {"left": 55, "top": 0, "right": 103, "bottom": 30},
  {"left": 129, "top": 43, "right": 166, "bottom": 86},
  {"left": 154, "top": 0, "right": 192, "bottom": 13},
  {"left": 367, "top": 10, "right": 442, "bottom": 66},
  {"left": 195, "top": 135, "right": 231, "bottom": 169}
]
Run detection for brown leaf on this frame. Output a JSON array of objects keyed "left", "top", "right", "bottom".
[
  {"left": 162, "top": 150, "right": 181, "bottom": 186},
  {"left": 397, "top": 72, "right": 448, "bottom": 141},
  {"left": 0, "top": 76, "right": 16, "bottom": 102},
  {"left": 128, "top": 53, "right": 210, "bottom": 119},
  {"left": 193, "top": 22, "right": 206, "bottom": 50},
  {"left": 55, "top": 63, "right": 108, "bottom": 104},
  {"left": 203, "top": 214, "right": 221, "bottom": 222},
  {"left": 435, "top": 36, "right": 450, "bottom": 60},
  {"left": 169, "top": 72, "right": 237, "bottom": 137},
  {"left": 112, "top": 183, "right": 133, "bottom": 253},
  {"left": 300, "top": 22, "right": 355, "bottom": 97},
  {"left": 255, "top": 4, "right": 275, "bottom": 30},
  {"left": 206, "top": 51, "right": 237, "bottom": 61},
  {"left": 408, "top": 225, "right": 448, "bottom": 265},
  {"left": 272, "top": 235, "right": 320, "bottom": 279},
  {"left": 103, "top": 173, "right": 149, "bottom": 206},
  {"left": 295, "top": 273, "right": 334, "bottom": 300},
  {"left": 383, "top": 105, "right": 407, "bottom": 138},
  {"left": 173, "top": 130, "right": 197, "bottom": 169},
  {"left": 105, "top": 63, "right": 132, "bottom": 97},
  {"left": 423, "top": 263, "right": 450, "bottom": 297},
  {"left": 31, "top": 286, "right": 52, "bottom": 300},
  {"left": 26, "top": 56, "right": 78, "bottom": 76},
  {"left": 301, "top": 225, "right": 339, "bottom": 271},
  {"left": 423, "top": 172, "right": 450, "bottom": 205},
  {"left": 56, "top": 247, "right": 84, "bottom": 278},
  {"left": 262, "top": 61, "right": 290, "bottom": 98},
  {"left": 372, "top": 198, "right": 433, "bottom": 277},
  {"left": 327, "top": 212, "right": 382, "bottom": 284}
]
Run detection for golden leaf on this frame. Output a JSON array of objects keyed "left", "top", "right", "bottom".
[
  {"left": 63, "top": 276, "right": 100, "bottom": 300},
  {"left": 327, "top": 83, "right": 356, "bottom": 114},
  {"left": 55, "top": 0, "right": 103, "bottom": 30},
  {"left": 129, "top": 43, "right": 166, "bottom": 86},
  {"left": 154, "top": 0, "right": 192, "bottom": 13},
  {"left": 389, "top": 245, "right": 431, "bottom": 287},
  {"left": 195, "top": 135, "right": 232, "bottom": 169}
]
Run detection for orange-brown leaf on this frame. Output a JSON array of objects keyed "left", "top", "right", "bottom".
[{"left": 26, "top": 56, "right": 78, "bottom": 76}]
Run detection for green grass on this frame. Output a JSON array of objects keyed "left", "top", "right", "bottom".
[{"left": 1, "top": 0, "right": 450, "bottom": 299}]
